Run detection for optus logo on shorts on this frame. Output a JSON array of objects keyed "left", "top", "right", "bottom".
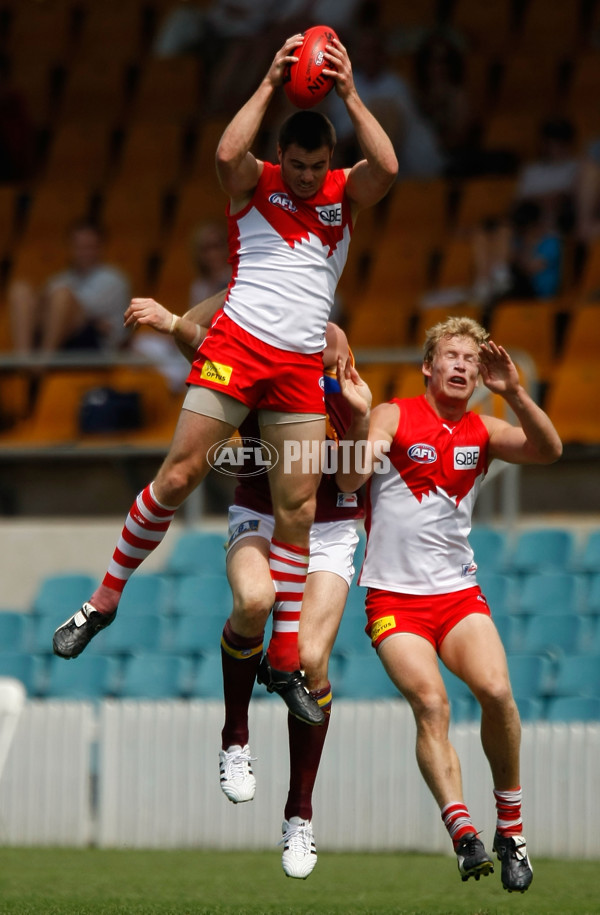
[
  {"left": 200, "top": 360, "right": 232, "bottom": 385},
  {"left": 370, "top": 615, "right": 396, "bottom": 643},
  {"left": 207, "top": 437, "right": 279, "bottom": 477},
  {"left": 407, "top": 443, "right": 437, "bottom": 464}
]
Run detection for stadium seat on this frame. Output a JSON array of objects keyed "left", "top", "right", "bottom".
[
  {"left": 552, "top": 654, "right": 600, "bottom": 698},
  {"left": 335, "top": 651, "right": 400, "bottom": 700},
  {"left": 32, "top": 573, "right": 97, "bottom": 620},
  {"left": 545, "top": 696, "right": 600, "bottom": 723},
  {"left": 116, "top": 575, "right": 171, "bottom": 618},
  {"left": 588, "top": 573, "right": 600, "bottom": 617},
  {"left": 514, "top": 696, "right": 545, "bottom": 723},
  {"left": 190, "top": 651, "right": 228, "bottom": 700},
  {"left": 165, "top": 531, "right": 227, "bottom": 576},
  {"left": 507, "top": 528, "right": 576, "bottom": 574},
  {"left": 0, "top": 653, "right": 45, "bottom": 697},
  {"left": 488, "top": 300, "right": 559, "bottom": 384},
  {"left": 342, "top": 584, "right": 367, "bottom": 618},
  {"left": 89, "top": 613, "right": 168, "bottom": 656},
  {"left": 507, "top": 653, "right": 553, "bottom": 699},
  {"left": 516, "top": 571, "right": 587, "bottom": 617},
  {"left": 440, "top": 664, "right": 473, "bottom": 703},
  {"left": 333, "top": 611, "right": 371, "bottom": 658},
  {"left": 169, "top": 612, "right": 227, "bottom": 657},
  {"left": 493, "top": 615, "right": 522, "bottom": 653},
  {"left": 0, "top": 613, "right": 32, "bottom": 653},
  {"left": 170, "top": 575, "right": 231, "bottom": 617},
  {"left": 520, "top": 614, "right": 586, "bottom": 658},
  {"left": 118, "top": 653, "right": 193, "bottom": 699},
  {"left": 469, "top": 527, "right": 508, "bottom": 573},
  {"left": 43, "top": 654, "right": 120, "bottom": 700},
  {"left": 476, "top": 571, "right": 517, "bottom": 615},
  {"left": 545, "top": 362, "right": 600, "bottom": 445},
  {"left": 577, "top": 530, "right": 600, "bottom": 574}
]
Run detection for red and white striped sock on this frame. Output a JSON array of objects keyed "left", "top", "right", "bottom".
[
  {"left": 494, "top": 786, "right": 523, "bottom": 837},
  {"left": 441, "top": 801, "right": 477, "bottom": 848},
  {"left": 266, "top": 538, "right": 309, "bottom": 672},
  {"left": 90, "top": 482, "right": 176, "bottom": 614}
]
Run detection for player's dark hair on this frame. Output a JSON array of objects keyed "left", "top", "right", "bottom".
[{"left": 278, "top": 111, "right": 336, "bottom": 153}]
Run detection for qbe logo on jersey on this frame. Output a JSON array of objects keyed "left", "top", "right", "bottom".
[
  {"left": 454, "top": 446, "right": 480, "bottom": 469},
  {"left": 316, "top": 203, "right": 342, "bottom": 226}
]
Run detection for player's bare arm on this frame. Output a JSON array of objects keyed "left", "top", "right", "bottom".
[
  {"left": 336, "top": 394, "right": 397, "bottom": 493},
  {"left": 479, "top": 340, "right": 563, "bottom": 465},
  {"left": 322, "top": 37, "right": 398, "bottom": 210},
  {"left": 216, "top": 34, "right": 303, "bottom": 206},
  {"left": 124, "top": 288, "right": 227, "bottom": 363}
]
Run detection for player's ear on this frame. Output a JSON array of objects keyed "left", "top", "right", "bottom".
[
  {"left": 422, "top": 360, "right": 432, "bottom": 381},
  {"left": 277, "top": 145, "right": 283, "bottom": 164}
]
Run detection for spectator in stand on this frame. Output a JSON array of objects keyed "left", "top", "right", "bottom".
[
  {"left": 515, "top": 117, "right": 579, "bottom": 234},
  {"left": 471, "top": 200, "right": 563, "bottom": 309},
  {"left": 412, "top": 31, "right": 483, "bottom": 179},
  {"left": 0, "top": 53, "right": 35, "bottom": 183},
  {"left": 325, "top": 26, "right": 444, "bottom": 177},
  {"left": 8, "top": 220, "right": 131, "bottom": 359},
  {"left": 188, "top": 219, "right": 231, "bottom": 310}
]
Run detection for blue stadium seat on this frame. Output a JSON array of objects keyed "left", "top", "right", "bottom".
[
  {"left": 520, "top": 614, "right": 586, "bottom": 658},
  {"left": 508, "top": 528, "right": 576, "bottom": 574},
  {"left": 171, "top": 574, "right": 232, "bottom": 616},
  {"left": 493, "top": 615, "right": 522, "bottom": 653},
  {"left": 470, "top": 526, "right": 508, "bottom": 572},
  {"left": 334, "top": 651, "right": 400, "bottom": 699},
  {"left": 32, "top": 573, "right": 97, "bottom": 620},
  {"left": 165, "top": 531, "right": 227, "bottom": 576},
  {"left": 117, "top": 575, "right": 171, "bottom": 617},
  {"left": 190, "top": 651, "right": 225, "bottom": 699},
  {"left": 477, "top": 570, "right": 518, "bottom": 616},
  {"left": 89, "top": 613, "right": 169, "bottom": 656},
  {"left": 551, "top": 654, "right": 600, "bottom": 698},
  {"left": 343, "top": 583, "right": 367, "bottom": 617},
  {"left": 545, "top": 696, "right": 600, "bottom": 722},
  {"left": 515, "top": 696, "right": 545, "bottom": 722},
  {"left": 587, "top": 573, "right": 600, "bottom": 617},
  {"left": 576, "top": 529, "right": 600, "bottom": 574},
  {"left": 440, "top": 664, "right": 473, "bottom": 702},
  {"left": 0, "top": 612, "right": 32, "bottom": 653},
  {"left": 43, "top": 654, "right": 120, "bottom": 699},
  {"left": 0, "top": 653, "right": 45, "bottom": 696},
  {"left": 333, "top": 610, "right": 370, "bottom": 657},
  {"left": 170, "top": 612, "right": 227, "bottom": 657},
  {"left": 516, "top": 571, "right": 587, "bottom": 616},
  {"left": 118, "top": 654, "right": 193, "bottom": 698},
  {"left": 507, "top": 653, "right": 553, "bottom": 699}
]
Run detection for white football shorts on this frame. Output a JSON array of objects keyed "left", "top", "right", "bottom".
[{"left": 226, "top": 505, "right": 359, "bottom": 587}]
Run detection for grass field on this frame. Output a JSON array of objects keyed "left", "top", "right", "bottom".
[{"left": 0, "top": 848, "right": 598, "bottom": 915}]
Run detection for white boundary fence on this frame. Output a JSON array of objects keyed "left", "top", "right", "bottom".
[{"left": 0, "top": 699, "right": 598, "bottom": 857}]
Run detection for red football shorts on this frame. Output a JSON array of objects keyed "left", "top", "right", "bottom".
[
  {"left": 186, "top": 311, "right": 326, "bottom": 415},
  {"left": 365, "top": 586, "right": 491, "bottom": 653}
]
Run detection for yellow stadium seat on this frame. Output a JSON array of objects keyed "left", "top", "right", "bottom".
[
  {"left": 488, "top": 300, "right": 559, "bottom": 383},
  {"left": 545, "top": 362, "right": 600, "bottom": 444},
  {"left": 559, "top": 304, "right": 600, "bottom": 364}
]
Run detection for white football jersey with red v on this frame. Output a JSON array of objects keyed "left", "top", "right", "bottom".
[
  {"left": 224, "top": 162, "right": 353, "bottom": 354},
  {"left": 360, "top": 395, "right": 491, "bottom": 595}
]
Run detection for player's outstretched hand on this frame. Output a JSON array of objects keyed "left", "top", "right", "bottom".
[
  {"left": 478, "top": 340, "right": 520, "bottom": 395},
  {"left": 266, "top": 34, "right": 303, "bottom": 88},
  {"left": 124, "top": 298, "right": 173, "bottom": 334},
  {"left": 323, "top": 37, "right": 355, "bottom": 100},
  {"left": 337, "top": 355, "right": 372, "bottom": 416}
]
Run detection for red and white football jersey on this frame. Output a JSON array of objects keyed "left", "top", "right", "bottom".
[
  {"left": 360, "top": 395, "right": 490, "bottom": 595},
  {"left": 224, "top": 162, "right": 353, "bottom": 354}
]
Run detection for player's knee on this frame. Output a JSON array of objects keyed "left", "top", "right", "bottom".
[
  {"left": 474, "top": 675, "right": 513, "bottom": 711},
  {"left": 232, "top": 584, "right": 275, "bottom": 626},
  {"left": 413, "top": 687, "right": 450, "bottom": 726}
]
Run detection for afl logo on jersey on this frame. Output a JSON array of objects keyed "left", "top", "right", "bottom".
[
  {"left": 408, "top": 443, "right": 437, "bottom": 464},
  {"left": 269, "top": 192, "right": 297, "bottom": 213}
]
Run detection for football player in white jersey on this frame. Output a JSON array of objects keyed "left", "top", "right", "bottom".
[
  {"left": 52, "top": 32, "right": 396, "bottom": 695},
  {"left": 336, "top": 316, "right": 562, "bottom": 894}
]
